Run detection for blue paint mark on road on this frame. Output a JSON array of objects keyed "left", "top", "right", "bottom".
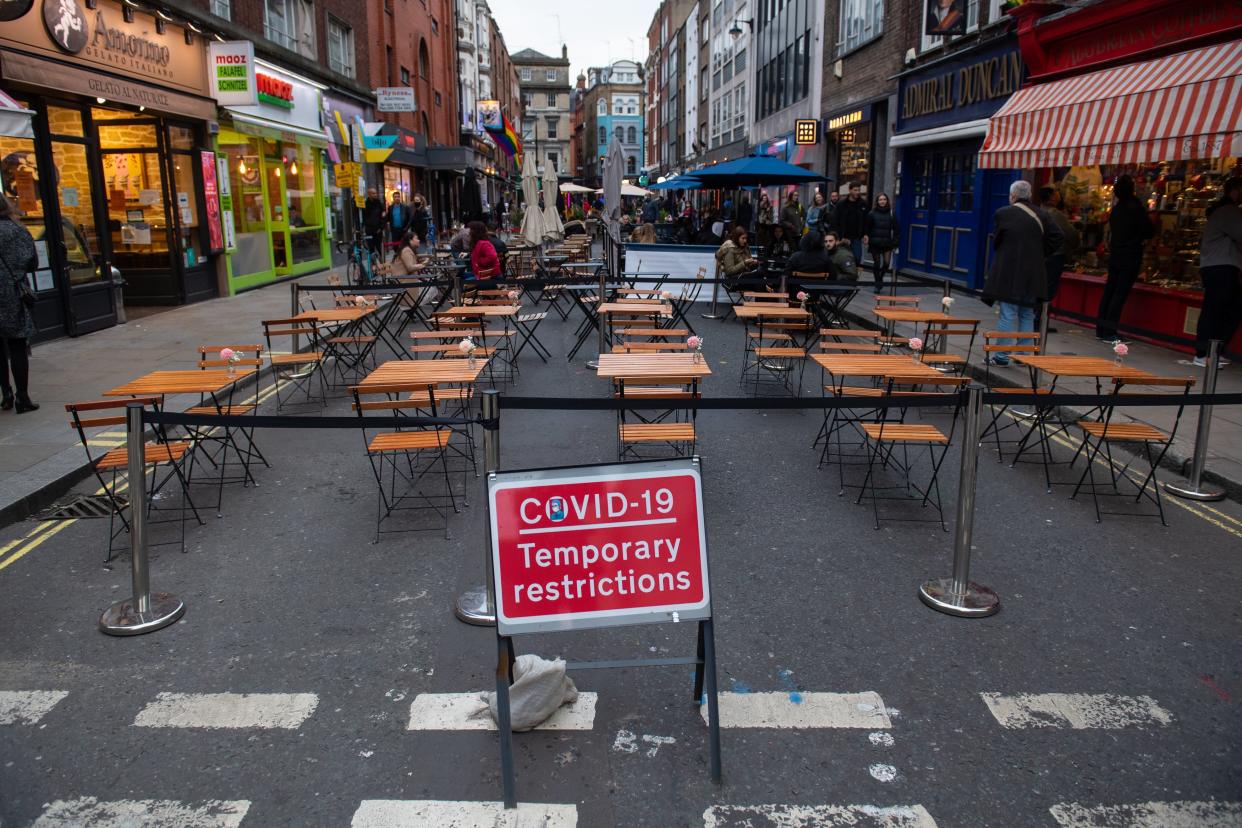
[{"left": 778, "top": 668, "right": 802, "bottom": 704}]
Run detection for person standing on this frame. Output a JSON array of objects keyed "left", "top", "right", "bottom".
[
  {"left": 1096, "top": 174, "right": 1154, "bottom": 344},
  {"left": 862, "top": 193, "right": 899, "bottom": 293},
  {"left": 641, "top": 195, "right": 659, "bottom": 225},
  {"left": 835, "top": 182, "right": 869, "bottom": 268},
  {"left": 982, "top": 180, "right": 1062, "bottom": 366},
  {"left": 757, "top": 191, "right": 775, "bottom": 246},
  {"left": 1038, "top": 186, "right": 1080, "bottom": 333},
  {"left": 362, "top": 188, "right": 385, "bottom": 255},
  {"left": 818, "top": 191, "right": 841, "bottom": 235},
  {"left": 736, "top": 194, "right": 754, "bottom": 235},
  {"left": 386, "top": 191, "right": 411, "bottom": 248},
  {"left": 410, "top": 194, "right": 431, "bottom": 246},
  {"left": 0, "top": 194, "right": 38, "bottom": 412},
  {"left": 780, "top": 191, "right": 804, "bottom": 237},
  {"left": 806, "top": 192, "right": 825, "bottom": 233},
  {"left": 1195, "top": 176, "right": 1242, "bottom": 367}
]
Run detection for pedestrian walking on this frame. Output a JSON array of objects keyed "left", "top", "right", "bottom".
[
  {"left": 835, "top": 182, "right": 869, "bottom": 268},
  {"left": 1038, "top": 185, "right": 1080, "bottom": 333},
  {"left": 806, "top": 192, "right": 826, "bottom": 234},
  {"left": 1195, "top": 175, "right": 1242, "bottom": 367},
  {"left": 411, "top": 195, "right": 431, "bottom": 247},
  {"left": 982, "top": 180, "right": 1063, "bottom": 366},
  {"left": 780, "top": 191, "right": 804, "bottom": 237},
  {"left": 386, "top": 191, "right": 411, "bottom": 248},
  {"left": 362, "top": 188, "right": 385, "bottom": 255},
  {"left": 641, "top": 195, "right": 658, "bottom": 225},
  {"left": 862, "top": 193, "right": 899, "bottom": 293},
  {"left": 1096, "top": 174, "right": 1154, "bottom": 344},
  {"left": 818, "top": 190, "right": 841, "bottom": 235},
  {"left": 757, "top": 191, "right": 775, "bottom": 247},
  {"left": 0, "top": 193, "right": 38, "bottom": 412},
  {"left": 736, "top": 195, "right": 754, "bottom": 234}
]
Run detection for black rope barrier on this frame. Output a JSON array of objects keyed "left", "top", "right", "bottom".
[{"left": 148, "top": 411, "right": 478, "bottom": 429}]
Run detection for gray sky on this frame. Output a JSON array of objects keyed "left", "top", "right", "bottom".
[{"left": 488, "top": 0, "right": 660, "bottom": 79}]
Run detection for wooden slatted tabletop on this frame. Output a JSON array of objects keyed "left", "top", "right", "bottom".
[
  {"left": 104, "top": 369, "right": 255, "bottom": 397},
  {"left": 597, "top": 302, "right": 672, "bottom": 316},
  {"left": 356, "top": 359, "right": 489, "bottom": 389},
  {"left": 1011, "top": 355, "right": 1156, "bottom": 379},
  {"left": 810, "top": 355, "right": 947, "bottom": 379},
  {"left": 596, "top": 353, "right": 712, "bottom": 379},
  {"left": 872, "top": 309, "right": 960, "bottom": 323},
  {"left": 440, "top": 305, "right": 520, "bottom": 317},
  {"left": 733, "top": 304, "right": 811, "bottom": 320},
  {"left": 294, "top": 306, "right": 381, "bottom": 323}
]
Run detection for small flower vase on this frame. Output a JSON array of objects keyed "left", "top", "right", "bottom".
[
  {"left": 913, "top": 352, "right": 922, "bottom": 365},
  {"left": 227, "top": 363, "right": 237, "bottom": 378},
  {"left": 694, "top": 349, "right": 702, "bottom": 364},
  {"left": 1114, "top": 355, "right": 1123, "bottom": 367},
  {"left": 468, "top": 353, "right": 477, "bottom": 368}
]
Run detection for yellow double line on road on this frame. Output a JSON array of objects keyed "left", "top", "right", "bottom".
[{"left": 0, "top": 381, "right": 282, "bottom": 573}]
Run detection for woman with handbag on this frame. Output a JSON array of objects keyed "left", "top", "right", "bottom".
[{"left": 0, "top": 193, "right": 38, "bottom": 412}]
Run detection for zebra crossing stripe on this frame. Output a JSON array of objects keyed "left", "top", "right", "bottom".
[
  {"left": 1049, "top": 800, "right": 1242, "bottom": 827},
  {"left": 701, "top": 692, "right": 894, "bottom": 729},
  {"left": 703, "top": 804, "right": 938, "bottom": 827},
  {"left": 32, "top": 797, "right": 250, "bottom": 827},
  {"left": 134, "top": 692, "right": 319, "bottom": 730},
  {"left": 981, "top": 693, "right": 1173, "bottom": 730},
  {"left": 351, "top": 800, "right": 577, "bottom": 827},
  {"left": 407, "top": 692, "right": 597, "bottom": 731},
  {"left": 0, "top": 690, "right": 69, "bottom": 725}
]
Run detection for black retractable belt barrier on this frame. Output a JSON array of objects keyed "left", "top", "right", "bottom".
[{"left": 147, "top": 411, "right": 479, "bottom": 429}]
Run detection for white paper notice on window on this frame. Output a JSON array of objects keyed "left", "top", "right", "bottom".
[
  {"left": 34, "top": 240, "right": 49, "bottom": 270},
  {"left": 122, "top": 223, "right": 153, "bottom": 245},
  {"left": 139, "top": 189, "right": 161, "bottom": 206},
  {"left": 62, "top": 188, "right": 79, "bottom": 207},
  {"left": 35, "top": 269, "right": 54, "bottom": 291}
]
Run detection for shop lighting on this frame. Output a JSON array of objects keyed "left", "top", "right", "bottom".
[
  {"left": 122, "top": 4, "right": 133, "bottom": 21},
  {"left": 273, "top": 166, "right": 281, "bottom": 178},
  {"left": 155, "top": 17, "right": 165, "bottom": 33},
  {"left": 214, "top": 33, "right": 226, "bottom": 42},
  {"left": 238, "top": 159, "right": 248, "bottom": 175},
  {"left": 187, "top": 21, "right": 204, "bottom": 33},
  {"left": 138, "top": 105, "right": 145, "bottom": 111},
  {"left": 288, "top": 159, "right": 298, "bottom": 176},
  {"left": 96, "top": 97, "right": 106, "bottom": 104},
  {"left": 156, "top": 9, "right": 174, "bottom": 19}
]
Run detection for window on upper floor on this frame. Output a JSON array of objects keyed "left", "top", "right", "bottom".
[
  {"left": 838, "top": 0, "right": 883, "bottom": 56},
  {"left": 522, "top": 92, "right": 532, "bottom": 108},
  {"left": 431, "top": 17, "right": 439, "bottom": 34},
  {"left": 547, "top": 152, "right": 558, "bottom": 171},
  {"left": 419, "top": 39, "right": 430, "bottom": 79},
  {"left": 547, "top": 92, "right": 557, "bottom": 107},
  {"left": 599, "top": 126, "right": 607, "bottom": 145},
  {"left": 626, "top": 126, "right": 637, "bottom": 144},
  {"left": 920, "top": 0, "right": 982, "bottom": 52},
  {"left": 210, "top": 0, "right": 230, "bottom": 20},
  {"left": 520, "top": 68, "right": 532, "bottom": 81},
  {"left": 327, "top": 16, "right": 355, "bottom": 78},
  {"left": 264, "top": 0, "right": 315, "bottom": 58},
  {"left": 597, "top": 99, "right": 607, "bottom": 116},
  {"left": 400, "top": 66, "right": 410, "bottom": 85},
  {"left": 435, "top": 91, "right": 442, "bottom": 106},
  {"left": 546, "top": 68, "right": 558, "bottom": 82},
  {"left": 626, "top": 156, "right": 637, "bottom": 174},
  {"left": 545, "top": 116, "right": 558, "bottom": 138}
]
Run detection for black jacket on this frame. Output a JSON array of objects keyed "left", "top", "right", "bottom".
[
  {"left": 1109, "top": 196, "right": 1154, "bottom": 254},
  {"left": 864, "top": 207, "right": 899, "bottom": 250},
  {"left": 784, "top": 231, "right": 832, "bottom": 278},
  {"left": 835, "top": 196, "right": 869, "bottom": 240},
  {"left": 763, "top": 234, "right": 796, "bottom": 261},
  {"left": 736, "top": 200, "right": 753, "bottom": 232},
  {"left": 982, "top": 199, "right": 1064, "bottom": 306},
  {"left": 362, "top": 197, "right": 384, "bottom": 232},
  {"left": 411, "top": 206, "right": 431, "bottom": 240}
]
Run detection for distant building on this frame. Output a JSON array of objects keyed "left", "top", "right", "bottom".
[
  {"left": 512, "top": 46, "right": 573, "bottom": 177},
  {"left": 581, "top": 60, "right": 646, "bottom": 186}
]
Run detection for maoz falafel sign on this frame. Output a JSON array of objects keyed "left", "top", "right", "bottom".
[{"left": 489, "top": 459, "right": 711, "bottom": 634}]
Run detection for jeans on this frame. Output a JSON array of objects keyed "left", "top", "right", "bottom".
[
  {"left": 994, "top": 301, "right": 1035, "bottom": 362},
  {"left": 1195, "top": 264, "right": 1242, "bottom": 358},
  {"left": 1096, "top": 248, "right": 1142, "bottom": 340},
  {"left": 849, "top": 239, "right": 864, "bottom": 267}
]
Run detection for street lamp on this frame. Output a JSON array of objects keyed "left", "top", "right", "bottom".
[{"left": 728, "top": 18, "right": 753, "bottom": 40}]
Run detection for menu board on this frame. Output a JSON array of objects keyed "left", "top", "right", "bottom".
[{"left": 202, "top": 150, "right": 224, "bottom": 253}]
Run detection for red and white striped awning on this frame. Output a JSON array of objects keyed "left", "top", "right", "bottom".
[
  {"left": 0, "top": 89, "right": 34, "bottom": 139},
  {"left": 979, "top": 41, "right": 1242, "bottom": 169}
]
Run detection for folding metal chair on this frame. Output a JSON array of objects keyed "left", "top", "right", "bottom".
[
  {"left": 615, "top": 375, "right": 699, "bottom": 461},
  {"left": 262, "top": 318, "right": 326, "bottom": 409},
  {"left": 920, "top": 319, "right": 979, "bottom": 375}
]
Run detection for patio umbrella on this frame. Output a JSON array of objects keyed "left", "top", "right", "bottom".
[
  {"left": 541, "top": 165, "right": 564, "bottom": 241},
  {"left": 460, "top": 167, "right": 483, "bottom": 223},
  {"left": 648, "top": 177, "right": 704, "bottom": 191},
  {"left": 519, "top": 153, "right": 545, "bottom": 246},
  {"left": 602, "top": 137, "right": 625, "bottom": 245},
  {"left": 559, "top": 182, "right": 594, "bottom": 193},
  {"left": 596, "top": 183, "right": 655, "bottom": 198},
  {"left": 690, "top": 154, "right": 827, "bottom": 187}
]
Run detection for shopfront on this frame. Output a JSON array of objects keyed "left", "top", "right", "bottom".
[
  {"left": 893, "top": 37, "right": 1024, "bottom": 288},
  {"left": 0, "top": 0, "right": 217, "bottom": 339},
  {"left": 323, "top": 91, "right": 367, "bottom": 266},
  {"left": 824, "top": 103, "right": 879, "bottom": 195},
  {"left": 981, "top": 0, "right": 1242, "bottom": 351},
  {"left": 217, "top": 61, "right": 330, "bottom": 292}
]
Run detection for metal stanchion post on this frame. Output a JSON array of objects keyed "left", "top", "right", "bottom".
[
  {"left": 452, "top": 272, "right": 463, "bottom": 308},
  {"left": 701, "top": 265, "right": 724, "bottom": 320},
  {"left": 1166, "top": 339, "right": 1226, "bottom": 501},
  {"left": 455, "top": 390, "right": 501, "bottom": 625},
  {"left": 587, "top": 268, "right": 607, "bottom": 370},
  {"left": 919, "top": 385, "right": 1000, "bottom": 617},
  {"left": 100, "top": 403, "right": 185, "bottom": 635},
  {"left": 290, "top": 282, "right": 300, "bottom": 353}
]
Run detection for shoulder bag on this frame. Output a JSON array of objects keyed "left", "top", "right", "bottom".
[{"left": 0, "top": 245, "right": 36, "bottom": 310}]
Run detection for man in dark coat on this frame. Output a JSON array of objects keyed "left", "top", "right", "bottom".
[
  {"left": 362, "top": 188, "right": 385, "bottom": 255},
  {"left": 834, "top": 183, "right": 869, "bottom": 265},
  {"left": 736, "top": 195, "right": 754, "bottom": 233},
  {"left": 982, "top": 179, "right": 1063, "bottom": 365}
]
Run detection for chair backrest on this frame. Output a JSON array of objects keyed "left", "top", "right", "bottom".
[
  {"left": 820, "top": 328, "right": 880, "bottom": 340},
  {"left": 875, "top": 295, "right": 919, "bottom": 308},
  {"left": 743, "top": 292, "right": 787, "bottom": 304},
  {"left": 198, "top": 344, "right": 264, "bottom": 370},
  {"left": 982, "top": 331, "right": 1041, "bottom": 354},
  {"left": 818, "top": 341, "right": 882, "bottom": 354},
  {"left": 66, "top": 397, "right": 165, "bottom": 463},
  {"left": 262, "top": 317, "right": 319, "bottom": 346},
  {"left": 351, "top": 383, "right": 438, "bottom": 415}
]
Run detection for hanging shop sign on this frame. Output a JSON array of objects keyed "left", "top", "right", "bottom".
[
  {"left": 0, "top": 0, "right": 209, "bottom": 97},
  {"left": 897, "top": 39, "right": 1024, "bottom": 134},
  {"left": 825, "top": 105, "right": 870, "bottom": 132},
  {"left": 489, "top": 460, "right": 711, "bottom": 635},
  {"left": 477, "top": 99, "right": 502, "bottom": 129},
  {"left": 375, "top": 86, "right": 416, "bottom": 112},
  {"left": 256, "top": 73, "right": 294, "bottom": 108},
  {"left": 795, "top": 119, "right": 820, "bottom": 145},
  {"left": 207, "top": 40, "right": 257, "bottom": 107}
]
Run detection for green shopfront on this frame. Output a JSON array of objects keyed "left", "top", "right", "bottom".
[{"left": 217, "top": 61, "right": 329, "bottom": 291}]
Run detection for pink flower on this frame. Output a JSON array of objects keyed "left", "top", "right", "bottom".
[
  {"left": 458, "top": 337, "right": 476, "bottom": 354},
  {"left": 355, "top": 295, "right": 367, "bottom": 305},
  {"left": 796, "top": 291, "right": 808, "bottom": 302},
  {"left": 909, "top": 337, "right": 924, "bottom": 351},
  {"left": 508, "top": 289, "right": 520, "bottom": 301},
  {"left": 219, "top": 348, "right": 236, "bottom": 362},
  {"left": 1113, "top": 342, "right": 1129, "bottom": 357},
  {"left": 687, "top": 335, "right": 703, "bottom": 349}
]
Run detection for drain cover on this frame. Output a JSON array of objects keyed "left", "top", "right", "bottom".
[{"left": 39, "top": 494, "right": 124, "bottom": 520}]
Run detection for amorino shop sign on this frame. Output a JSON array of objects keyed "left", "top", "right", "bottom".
[
  {"left": 0, "top": 0, "right": 208, "bottom": 97},
  {"left": 896, "top": 38, "right": 1024, "bottom": 135}
]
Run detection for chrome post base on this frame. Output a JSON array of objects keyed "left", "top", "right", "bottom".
[
  {"left": 700, "top": 312, "right": 724, "bottom": 320},
  {"left": 918, "top": 579, "right": 999, "bottom": 618},
  {"left": 99, "top": 592, "right": 185, "bottom": 636},
  {"left": 454, "top": 585, "right": 496, "bottom": 626},
  {"left": 1164, "top": 481, "right": 1226, "bottom": 502}
]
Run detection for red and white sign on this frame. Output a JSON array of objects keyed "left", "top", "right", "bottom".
[{"left": 489, "top": 461, "right": 710, "bottom": 634}]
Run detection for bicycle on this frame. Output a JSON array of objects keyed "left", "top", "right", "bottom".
[{"left": 336, "top": 228, "right": 378, "bottom": 286}]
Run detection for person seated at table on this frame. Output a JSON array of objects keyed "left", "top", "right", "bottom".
[
  {"left": 389, "top": 230, "right": 427, "bottom": 276},
  {"left": 449, "top": 223, "right": 472, "bottom": 255},
  {"left": 487, "top": 222, "right": 508, "bottom": 278},
  {"left": 784, "top": 230, "right": 832, "bottom": 280},
  {"left": 467, "top": 220, "right": 501, "bottom": 281},
  {"left": 631, "top": 217, "right": 657, "bottom": 244},
  {"left": 762, "top": 223, "right": 796, "bottom": 263},
  {"left": 824, "top": 230, "right": 858, "bottom": 281},
  {"left": 715, "top": 225, "right": 758, "bottom": 283}
]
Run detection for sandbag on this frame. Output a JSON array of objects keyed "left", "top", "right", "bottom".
[{"left": 481, "top": 654, "right": 578, "bottom": 731}]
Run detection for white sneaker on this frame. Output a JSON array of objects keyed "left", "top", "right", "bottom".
[{"left": 1192, "top": 356, "right": 1230, "bottom": 368}]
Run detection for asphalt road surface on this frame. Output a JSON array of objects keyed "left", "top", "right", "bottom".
[{"left": 1, "top": 307, "right": 1239, "bottom": 828}]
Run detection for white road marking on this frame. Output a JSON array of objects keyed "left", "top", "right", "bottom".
[
  {"left": 0, "top": 690, "right": 69, "bottom": 725},
  {"left": 703, "top": 804, "right": 938, "bottom": 827},
  {"left": 1049, "top": 800, "right": 1242, "bottom": 827},
  {"left": 406, "top": 692, "right": 597, "bottom": 731},
  {"left": 133, "top": 692, "right": 319, "bottom": 729},
  {"left": 981, "top": 693, "right": 1172, "bottom": 729},
  {"left": 32, "top": 797, "right": 250, "bottom": 827},
  {"left": 701, "top": 692, "right": 893, "bottom": 729},
  {"left": 351, "top": 800, "right": 577, "bottom": 827}
]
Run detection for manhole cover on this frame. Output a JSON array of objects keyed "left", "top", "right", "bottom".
[{"left": 38, "top": 494, "right": 124, "bottom": 520}]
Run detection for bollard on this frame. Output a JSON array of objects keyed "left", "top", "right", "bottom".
[
  {"left": 919, "top": 385, "right": 1000, "bottom": 618},
  {"left": 290, "top": 282, "right": 301, "bottom": 353},
  {"left": 452, "top": 272, "right": 463, "bottom": 308},
  {"left": 455, "top": 389, "right": 501, "bottom": 625},
  {"left": 100, "top": 403, "right": 185, "bottom": 635},
  {"left": 1165, "top": 339, "right": 1226, "bottom": 501}
]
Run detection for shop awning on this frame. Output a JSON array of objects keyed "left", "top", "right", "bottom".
[
  {"left": 890, "top": 118, "right": 990, "bottom": 149},
  {"left": 224, "top": 111, "right": 329, "bottom": 147},
  {"left": 979, "top": 41, "right": 1242, "bottom": 169},
  {"left": 0, "top": 89, "right": 33, "bottom": 139}
]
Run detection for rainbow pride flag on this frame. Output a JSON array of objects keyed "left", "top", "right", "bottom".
[{"left": 486, "top": 113, "right": 522, "bottom": 159}]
